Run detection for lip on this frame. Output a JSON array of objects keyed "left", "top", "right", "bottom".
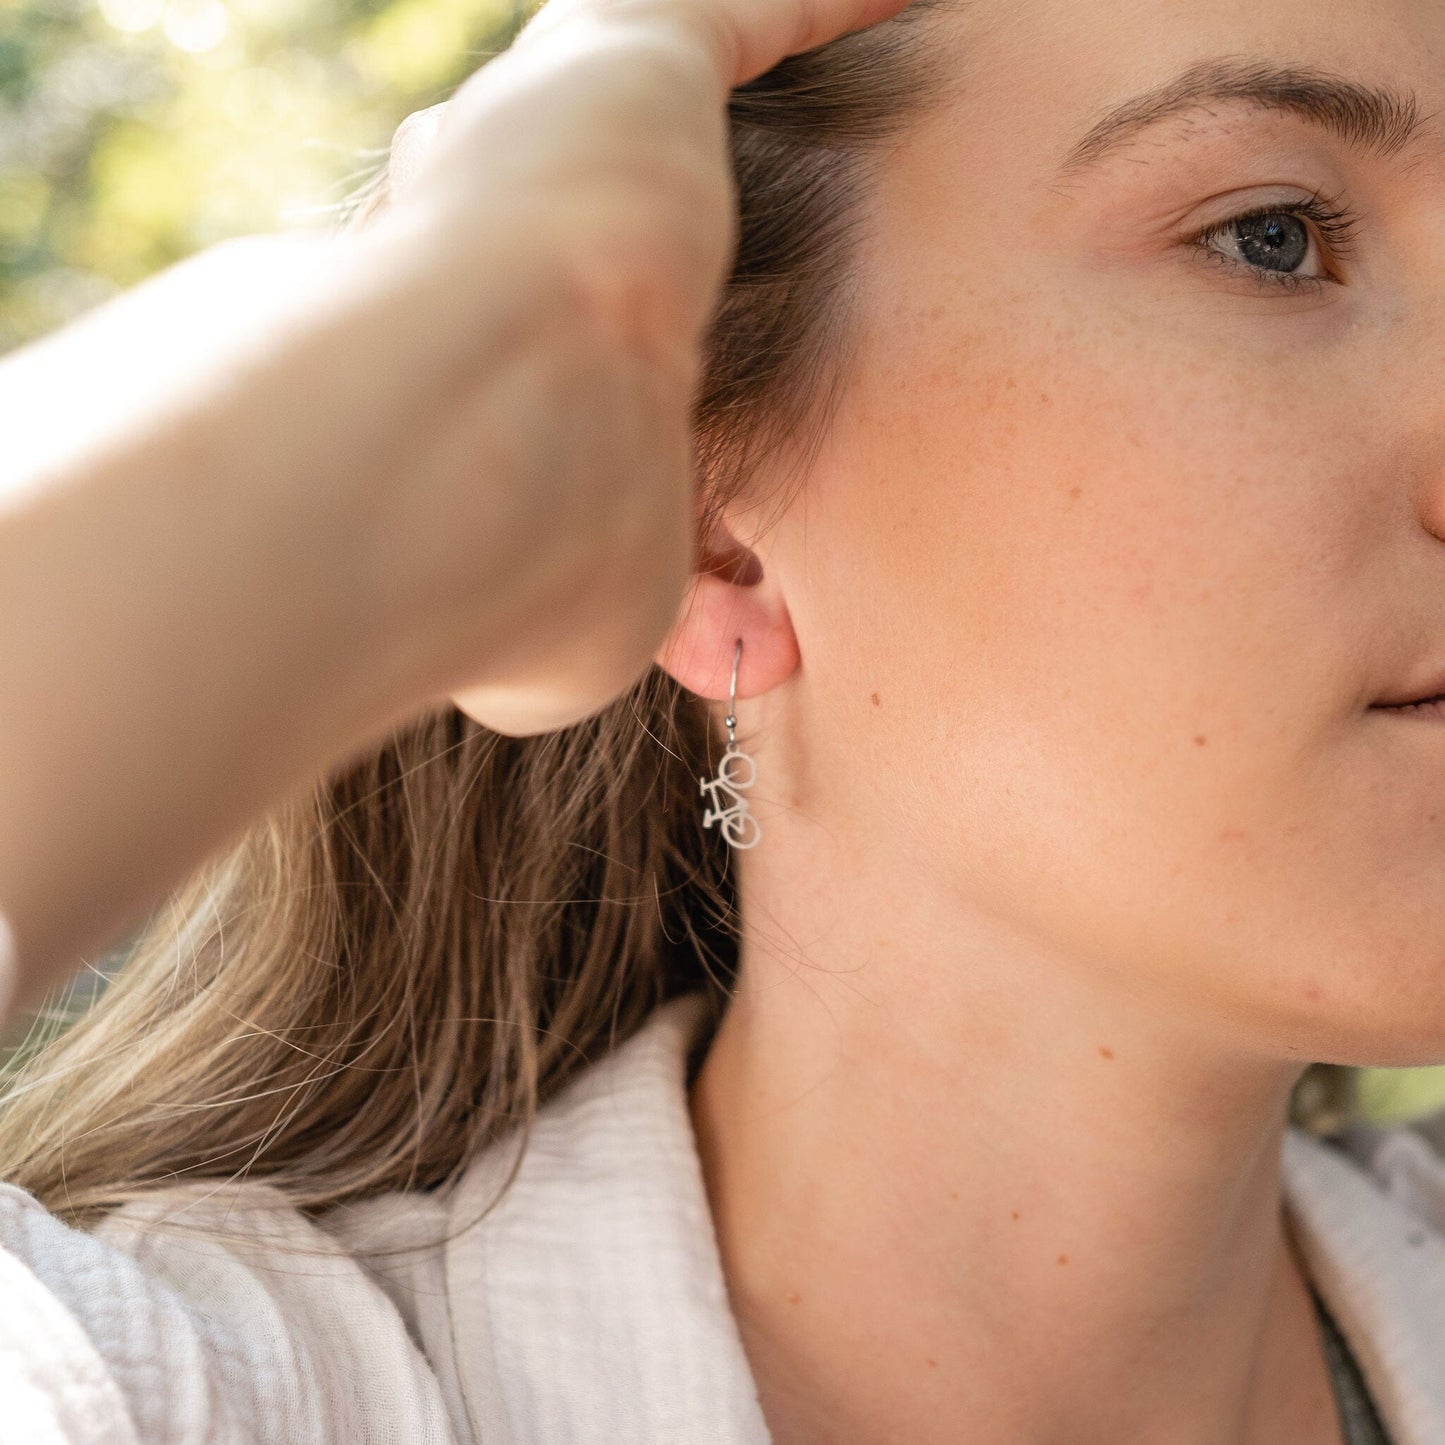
[
  {"left": 1371, "top": 696, "right": 1445, "bottom": 719},
  {"left": 1373, "top": 670, "right": 1445, "bottom": 708}
]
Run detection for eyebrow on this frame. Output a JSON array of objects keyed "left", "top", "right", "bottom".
[{"left": 1055, "top": 57, "right": 1434, "bottom": 181}]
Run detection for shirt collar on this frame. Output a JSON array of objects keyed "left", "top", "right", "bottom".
[
  {"left": 444, "top": 989, "right": 1445, "bottom": 1445},
  {"left": 1283, "top": 1121, "right": 1445, "bottom": 1445},
  {"left": 444, "top": 991, "right": 769, "bottom": 1445}
]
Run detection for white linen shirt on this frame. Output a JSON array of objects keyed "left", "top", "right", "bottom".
[{"left": 3, "top": 988, "right": 1445, "bottom": 1444}]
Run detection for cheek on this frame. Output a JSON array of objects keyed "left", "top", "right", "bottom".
[
  {"left": 785, "top": 303, "right": 1445, "bottom": 1059},
  {"left": 824, "top": 300, "right": 1354, "bottom": 754}
]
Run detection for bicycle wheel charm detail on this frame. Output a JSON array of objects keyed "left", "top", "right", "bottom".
[{"left": 700, "top": 740, "right": 761, "bottom": 850}]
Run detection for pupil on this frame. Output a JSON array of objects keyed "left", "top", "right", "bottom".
[{"left": 1235, "top": 213, "right": 1308, "bottom": 273}]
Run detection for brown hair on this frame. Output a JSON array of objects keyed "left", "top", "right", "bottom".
[
  {"left": 0, "top": 2, "right": 1355, "bottom": 1237},
  {"left": 0, "top": 0, "right": 980, "bottom": 1234}
]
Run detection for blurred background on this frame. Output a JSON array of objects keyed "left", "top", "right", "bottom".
[
  {"left": 2, "top": 0, "right": 1445, "bottom": 1129},
  {"left": 0, "top": 0, "right": 531, "bottom": 351}
]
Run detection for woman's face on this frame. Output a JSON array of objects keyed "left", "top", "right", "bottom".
[{"left": 743, "top": 0, "right": 1445, "bottom": 1066}]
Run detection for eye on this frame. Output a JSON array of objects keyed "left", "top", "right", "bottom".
[{"left": 1188, "top": 189, "right": 1363, "bottom": 294}]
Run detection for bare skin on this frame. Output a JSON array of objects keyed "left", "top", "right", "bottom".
[{"left": 650, "top": 0, "right": 1445, "bottom": 1440}]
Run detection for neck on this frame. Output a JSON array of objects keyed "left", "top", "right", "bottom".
[{"left": 688, "top": 852, "right": 1340, "bottom": 1444}]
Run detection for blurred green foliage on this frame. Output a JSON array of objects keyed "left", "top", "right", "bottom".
[
  {"left": 4, "top": 0, "right": 1445, "bottom": 1131},
  {"left": 1357, "top": 1064, "right": 1445, "bottom": 1126},
  {"left": 0, "top": 0, "right": 532, "bottom": 352}
]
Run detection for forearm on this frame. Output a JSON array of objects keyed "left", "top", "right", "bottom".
[
  {"left": 0, "top": 403, "right": 395, "bottom": 1025},
  {"left": 0, "top": 213, "right": 593, "bottom": 1026}
]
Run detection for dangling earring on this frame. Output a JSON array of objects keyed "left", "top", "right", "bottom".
[{"left": 699, "top": 636, "right": 761, "bottom": 850}]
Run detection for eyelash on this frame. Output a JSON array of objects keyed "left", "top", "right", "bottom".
[{"left": 1187, "top": 187, "right": 1364, "bottom": 294}]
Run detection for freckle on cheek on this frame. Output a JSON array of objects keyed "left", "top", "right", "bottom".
[
  {"left": 1193, "top": 734, "right": 1208, "bottom": 747},
  {"left": 871, "top": 692, "right": 881, "bottom": 706},
  {"left": 1098, "top": 1045, "right": 1114, "bottom": 1060},
  {"left": 1057, "top": 1254, "right": 1070, "bottom": 1266}
]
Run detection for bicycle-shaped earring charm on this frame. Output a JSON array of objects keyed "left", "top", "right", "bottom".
[{"left": 699, "top": 637, "right": 761, "bottom": 850}]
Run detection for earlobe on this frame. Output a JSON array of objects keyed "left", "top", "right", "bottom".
[{"left": 652, "top": 524, "right": 801, "bottom": 704}]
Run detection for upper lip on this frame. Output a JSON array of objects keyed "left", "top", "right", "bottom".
[{"left": 1374, "top": 671, "right": 1445, "bottom": 706}]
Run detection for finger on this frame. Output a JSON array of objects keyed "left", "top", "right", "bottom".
[
  {"left": 695, "top": 0, "right": 923, "bottom": 87},
  {"left": 517, "top": 0, "right": 921, "bottom": 91}
]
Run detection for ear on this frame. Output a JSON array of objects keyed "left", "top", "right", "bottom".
[{"left": 652, "top": 496, "right": 801, "bottom": 705}]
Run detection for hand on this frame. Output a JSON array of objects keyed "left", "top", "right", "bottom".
[
  {"left": 362, "top": 0, "right": 918, "bottom": 735},
  {"left": 0, "top": 0, "right": 916, "bottom": 1011},
  {"left": 391, "top": 0, "right": 916, "bottom": 374}
]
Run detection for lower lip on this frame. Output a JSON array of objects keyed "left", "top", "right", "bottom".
[{"left": 1373, "top": 698, "right": 1445, "bottom": 720}]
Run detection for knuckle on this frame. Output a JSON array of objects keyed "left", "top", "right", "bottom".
[
  {"left": 390, "top": 102, "right": 446, "bottom": 145},
  {"left": 389, "top": 104, "right": 446, "bottom": 163}
]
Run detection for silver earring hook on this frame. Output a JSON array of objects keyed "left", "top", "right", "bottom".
[{"left": 723, "top": 636, "right": 741, "bottom": 743}]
